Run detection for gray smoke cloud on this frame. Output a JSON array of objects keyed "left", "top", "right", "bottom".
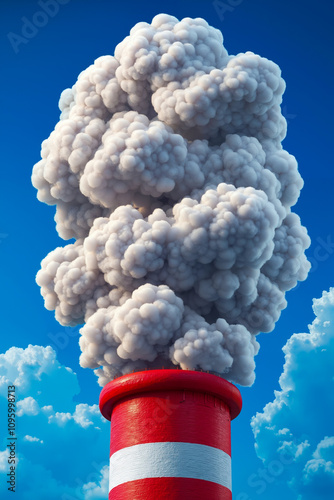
[{"left": 32, "top": 14, "right": 310, "bottom": 386}]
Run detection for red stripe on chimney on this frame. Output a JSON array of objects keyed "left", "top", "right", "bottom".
[{"left": 109, "top": 477, "right": 232, "bottom": 500}]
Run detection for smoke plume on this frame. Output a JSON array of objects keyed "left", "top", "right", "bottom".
[{"left": 32, "top": 14, "right": 310, "bottom": 386}]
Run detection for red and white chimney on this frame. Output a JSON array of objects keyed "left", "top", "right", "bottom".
[{"left": 99, "top": 369, "right": 242, "bottom": 499}]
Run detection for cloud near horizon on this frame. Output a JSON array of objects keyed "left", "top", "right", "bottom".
[
  {"left": 0, "top": 345, "right": 109, "bottom": 500},
  {"left": 251, "top": 287, "right": 334, "bottom": 499}
]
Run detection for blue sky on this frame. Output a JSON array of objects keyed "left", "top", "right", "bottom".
[{"left": 1, "top": 0, "right": 333, "bottom": 498}]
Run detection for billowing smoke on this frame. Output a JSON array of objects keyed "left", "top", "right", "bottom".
[{"left": 32, "top": 14, "right": 310, "bottom": 386}]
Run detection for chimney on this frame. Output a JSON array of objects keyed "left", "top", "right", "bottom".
[{"left": 99, "top": 369, "right": 242, "bottom": 499}]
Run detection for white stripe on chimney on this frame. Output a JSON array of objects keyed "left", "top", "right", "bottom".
[{"left": 109, "top": 441, "right": 232, "bottom": 492}]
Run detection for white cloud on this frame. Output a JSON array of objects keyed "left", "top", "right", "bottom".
[
  {"left": 0, "top": 344, "right": 80, "bottom": 412},
  {"left": 24, "top": 436, "right": 44, "bottom": 444},
  {"left": 313, "top": 436, "right": 334, "bottom": 460},
  {"left": 17, "top": 396, "right": 40, "bottom": 416},
  {"left": 251, "top": 287, "right": 334, "bottom": 499},
  {"left": 41, "top": 405, "right": 54, "bottom": 414},
  {"left": 73, "top": 404, "right": 101, "bottom": 429},
  {"left": 0, "top": 345, "right": 109, "bottom": 500},
  {"left": 82, "top": 465, "right": 109, "bottom": 499},
  {"left": 48, "top": 411, "right": 72, "bottom": 426},
  {"left": 46, "top": 404, "right": 103, "bottom": 429},
  {"left": 0, "top": 451, "right": 8, "bottom": 472}
]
